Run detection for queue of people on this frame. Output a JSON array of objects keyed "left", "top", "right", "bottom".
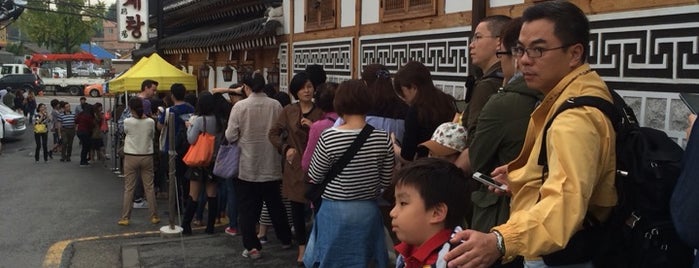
[{"left": 22, "top": 1, "right": 697, "bottom": 267}]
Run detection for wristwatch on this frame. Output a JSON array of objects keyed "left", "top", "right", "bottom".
[{"left": 492, "top": 230, "right": 506, "bottom": 257}]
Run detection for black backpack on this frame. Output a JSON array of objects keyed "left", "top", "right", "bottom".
[{"left": 537, "top": 90, "right": 694, "bottom": 268}]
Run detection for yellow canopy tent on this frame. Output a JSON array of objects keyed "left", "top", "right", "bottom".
[{"left": 108, "top": 53, "right": 196, "bottom": 93}]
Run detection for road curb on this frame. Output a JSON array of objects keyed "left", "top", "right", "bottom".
[{"left": 42, "top": 231, "right": 161, "bottom": 268}]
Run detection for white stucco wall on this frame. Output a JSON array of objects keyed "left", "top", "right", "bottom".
[
  {"left": 445, "top": 0, "right": 471, "bottom": 14},
  {"left": 294, "top": 0, "right": 304, "bottom": 33},
  {"left": 361, "top": 0, "right": 379, "bottom": 24},
  {"left": 283, "top": 0, "right": 291, "bottom": 34},
  {"left": 489, "top": 0, "right": 524, "bottom": 8},
  {"left": 341, "top": 0, "right": 355, "bottom": 27}
]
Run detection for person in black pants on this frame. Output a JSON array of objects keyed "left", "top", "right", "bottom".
[{"left": 34, "top": 103, "right": 50, "bottom": 163}]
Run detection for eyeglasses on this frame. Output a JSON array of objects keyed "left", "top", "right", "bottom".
[
  {"left": 511, "top": 45, "right": 572, "bottom": 58},
  {"left": 470, "top": 35, "right": 499, "bottom": 43},
  {"left": 495, "top": 50, "right": 512, "bottom": 58}
]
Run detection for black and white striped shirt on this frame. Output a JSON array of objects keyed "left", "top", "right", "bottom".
[{"left": 307, "top": 127, "right": 394, "bottom": 200}]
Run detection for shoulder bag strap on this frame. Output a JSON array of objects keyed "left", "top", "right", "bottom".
[{"left": 317, "top": 124, "right": 375, "bottom": 190}]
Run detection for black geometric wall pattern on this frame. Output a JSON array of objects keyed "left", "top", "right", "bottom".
[
  {"left": 588, "top": 7, "right": 699, "bottom": 93},
  {"left": 291, "top": 38, "right": 353, "bottom": 78}
]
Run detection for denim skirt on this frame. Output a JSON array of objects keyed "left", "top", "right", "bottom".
[{"left": 303, "top": 198, "right": 388, "bottom": 268}]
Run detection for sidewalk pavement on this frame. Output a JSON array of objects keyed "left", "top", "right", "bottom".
[{"left": 66, "top": 221, "right": 301, "bottom": 268}]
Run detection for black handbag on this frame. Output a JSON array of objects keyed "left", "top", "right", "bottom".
[{"left": 305, "top": 124, "right": 374, "bottom": 212}]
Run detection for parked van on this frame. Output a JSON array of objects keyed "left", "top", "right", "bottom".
[{"left": 0, "top": 64, "right": 32, "bottom": 77}]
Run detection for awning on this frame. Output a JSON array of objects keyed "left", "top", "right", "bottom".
[{"left": 80, "top": 44, "right": 116, "bottom": 60}]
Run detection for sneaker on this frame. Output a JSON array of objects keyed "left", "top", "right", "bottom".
[
  {"left": 133, "top": 200, "right": 148, "bottom": 209},
  {"left": 225, "top": 227, "right": 238, "bottom": 236},
  {"left": 117, "top": 219, "right": 129, "bottom": 226},
  {"left": 242, "top": 248, "right": 261, "bottom": 259},
  {"left": 258, "top": 235, "right": 268, "bottom": 244},
  {"left": 151, "top": 216, "right": 161, "bottom": 224},
  {"left": 117, "top": 174, "right": 125, "bottom": 178},
  {"left": 281, "top": 244, "right": 292, "bottom": 250}
]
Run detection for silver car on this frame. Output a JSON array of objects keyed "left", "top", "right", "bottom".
[{"left": 0, "top": 103, "right": 26, "bottom": 138}]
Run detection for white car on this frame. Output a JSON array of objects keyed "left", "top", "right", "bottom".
[{"left": 0, "top": 103, "right": 27, "bottom": 138}]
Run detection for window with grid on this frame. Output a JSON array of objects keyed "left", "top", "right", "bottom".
[
  {"left": 305, "top": 0, "right": 336, "bottom": 32},
  {"left": 381, "top": 0, "right": 437, "bottom": 22}
]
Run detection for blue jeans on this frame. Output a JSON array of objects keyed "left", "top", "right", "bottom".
[{"left": 225, "top": 177, "right": 238, "bottom": 229}]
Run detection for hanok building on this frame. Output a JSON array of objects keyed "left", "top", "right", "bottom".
[{"left": 139, "top": 0, "right": 699, "bottom": 143}]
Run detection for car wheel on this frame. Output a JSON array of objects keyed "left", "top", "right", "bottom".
[
  {"left": 68, "top": 86, "right": 81, "bottom": 96},
  {"left": 89, "top": 89, "right": 100, "bottom": 97}
]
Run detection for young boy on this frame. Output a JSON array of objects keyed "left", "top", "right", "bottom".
[{"left": 391, "top": 158, "right": 470, "bottom": 268}]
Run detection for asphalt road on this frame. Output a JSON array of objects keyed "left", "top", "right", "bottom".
[
  {"left": 0, "top": 95, "right": 306, "bottom": 268},
  {"left": 0, "top": 95, "right": 147, "bottom": 267}
]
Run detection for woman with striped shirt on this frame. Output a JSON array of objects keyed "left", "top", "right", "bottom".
[{"left": 303, "top": 79, "right": 394, "bottom": 268}]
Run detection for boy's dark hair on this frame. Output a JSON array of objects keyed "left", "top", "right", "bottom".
[
  {"left": 141, "top": 79, "right": 159, "bottom": 91},
  {"left": 305, "top": 64, "right": 327, "bottom": 88},
  {"left": 170, "top": 83, "right": 186, "bottom": 100},
  {"left": 334, "top": 79, "right": 372, "bottom": 117},
  {"left": 522, "top": 0, "right": 589, "bottom": 63},
  {"left": 288, "top": 71, "right": 310, "bottom": 100},
  {"left": 395, "top": 158, "right": 469, "bottom": 229},
  {"left": 240, "top": 73, "right": 266, "bottom": 93},
  {"left": 50, "top": 99, "right": 59, "bottom": 108},
  {"left": 79, "top": 96, "right": 87, "bottom": 101},
  {"left": 315, "top": 82, "right": 338, "bottom": 112}
]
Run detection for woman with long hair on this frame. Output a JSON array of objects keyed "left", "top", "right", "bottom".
[
  {"left": 269, "top": 71, "right": 324, "bottom": 264},
  {"left": 303, "top": 79, "right": 393, "bottom": 268},
  {"left": 34, "top": 103, "right": 50, "bottom": 163},
  {"left": 118, "top": 98, "right": 158, "bottom": 226},
  {"left": 181, "top": 93, "right": 223, "bottom": 235},
  {"left": 393, "top": 61, "right": 457, "bottom": 162}
]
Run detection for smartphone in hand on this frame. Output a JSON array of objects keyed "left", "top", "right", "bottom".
[{"left": 473, "top": 172, "right": 508, "bottom": 191}]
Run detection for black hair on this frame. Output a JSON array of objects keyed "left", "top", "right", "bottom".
[
  {"left": 334, "top": 79, "right": 372, "bottom": 117},
  {"left": 50, "top": 99, "right": 59, "bottom": 108},
  {"left": 36, "top": 103, "right": 46, "bottom": 113},
  {"left": 288, "top": 71, "right": 311, "bottom": 100},
  {"left": 315, "top": 82, "right": 338, "bottom": 112},
  {"left": 305, "top": 64, "right": 327, "bottom": 88},
  {"left": 522, "top": 0, "right": 589, "bottom": 63},
  {"left": 480, "top": 15, "right": 512, "bottom": 38},
  {"left": 128, "top": 97, "right": 144, "bottom": 118},
  {"left": 170, "top": 83, "right": 186, "bottom": 100},
  {"left": 79, "top": 96, "right": 87, "bottom": 101},
  {"left": 141, "top": 79, "right": 159, "bottom": 91},
  {"left": 273, "top": 91, "right": 291, "bottom": 107},
  {"left": 212, "top": 92, "right": 233, "bottom": 131},
  {"left": 241, "top": 73, "right": 266, "bottom": 93},
  {"left": 184, "top": 93, "right": 198, "bottom": 107},
  {"left": 362, "top": 64, "right": 408, "bottom": 119},
  {"left": 395, "top": 158, "right": 470, "bottom": 229},
  {"left": 263, "top": 83, "right": 276, "bottom": 98},
  {"left": 500, "top": 17, "right": 524, "bottom": 51},
  {"left": 195, "top": 92, "right": 215, "bottom": 116}
]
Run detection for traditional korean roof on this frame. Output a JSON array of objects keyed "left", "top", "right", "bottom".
[{"left": 159, "top": 18, "right": 281, "bottom": 54}]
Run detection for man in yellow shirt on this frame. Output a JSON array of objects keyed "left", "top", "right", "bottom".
[{"left": 444, "top": 1, "right": 617, "bottom": 268}]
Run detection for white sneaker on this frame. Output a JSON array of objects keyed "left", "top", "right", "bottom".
[
  {"left": 133, "top": 200, "right": 148, "bottom": 209},
  {"left": 242, "top": 248, "right": 261, "bottom": 259}
]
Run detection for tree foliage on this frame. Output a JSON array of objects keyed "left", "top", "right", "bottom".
[{"left": 16, "top": 0, "right": 106, "bottom": 53}]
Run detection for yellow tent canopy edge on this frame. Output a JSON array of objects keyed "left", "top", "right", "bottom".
[{"left": 108, "top": 53, "right": 197, "bottom": 93}]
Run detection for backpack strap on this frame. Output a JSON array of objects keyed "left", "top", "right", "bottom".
[{"left": 537, "top": 96, "right": 619, "bottom": 178}]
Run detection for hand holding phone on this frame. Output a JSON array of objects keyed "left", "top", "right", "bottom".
[{"left": 473, "top": 172, "right": 508, "bottom": 191}]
